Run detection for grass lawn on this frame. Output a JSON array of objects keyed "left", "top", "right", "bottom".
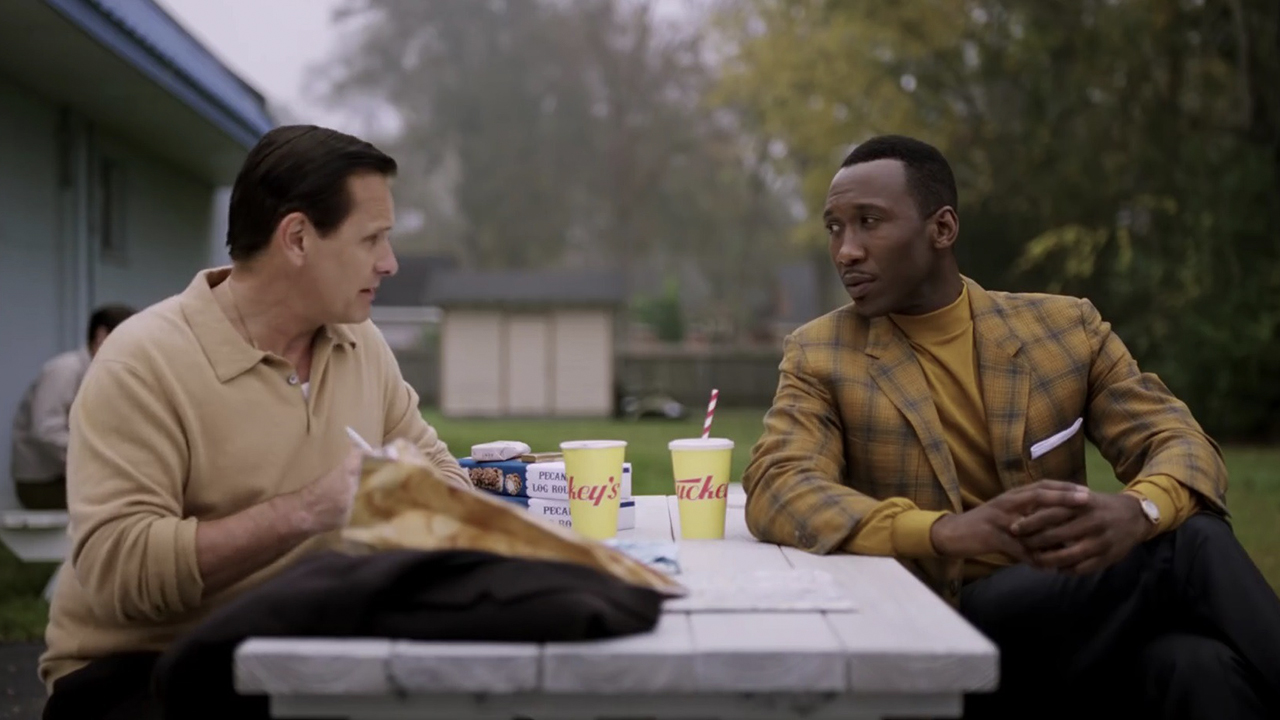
[{"left": 1, "top": 408, "right": 1276, "bottom": 641}]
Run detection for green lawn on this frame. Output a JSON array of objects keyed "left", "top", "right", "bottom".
[
  {"left": 1, "top": 408, "right": 1276, "bottom": 641},
  {"left": 0, "top": 554, "right": 55, "bottom": 642}
]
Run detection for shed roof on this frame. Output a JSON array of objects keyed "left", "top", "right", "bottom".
[
  {"left": 374, "top": 255, "right": 458, "bottom": 307},
  {"left": 425, "top": 269, "right": 627, "bottom": 308}
]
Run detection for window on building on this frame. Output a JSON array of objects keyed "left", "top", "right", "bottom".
[{"left": 97, "top": 157, "right": 127, "bottom": 262}]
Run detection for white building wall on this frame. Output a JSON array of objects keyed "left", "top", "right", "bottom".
[{"left": 0, "top": 72, "right": 215, "bottom": 507}]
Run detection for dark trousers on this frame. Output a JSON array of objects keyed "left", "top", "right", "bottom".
[
  {"left": 40, "top": 652, "right": 323, "bottom": 720},
  {"left": 960, "top": 513, "right": 1280, "bottom": 719},
  {"left": 16, "top": 477, "right": 66, "bottom": 510},
  {"left": 42, "top": 651, "right": 161, "bottom": 720}
]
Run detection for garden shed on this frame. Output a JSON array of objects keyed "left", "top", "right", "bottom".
[{"left": 426, "top": 269, "right": 626, "bottom": 418}]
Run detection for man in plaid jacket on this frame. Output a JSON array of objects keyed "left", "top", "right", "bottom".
[{"left": 742, "top": 135, "right": 1279, "bottom": 719}]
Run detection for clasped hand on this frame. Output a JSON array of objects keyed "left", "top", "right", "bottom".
[{"left": 930, "top": 479, "right": 1152, "bottom": 576}]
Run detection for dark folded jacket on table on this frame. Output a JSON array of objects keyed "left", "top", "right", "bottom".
[{"left": 152, "top": 548, "right": 666, "bottom": 720}]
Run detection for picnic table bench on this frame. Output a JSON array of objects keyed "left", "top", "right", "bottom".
[
  {"left": 0, "top": 506, "right": 68, "bottom": 601},
  {"left": 235, "top": 491, "right": 998, "bottom": 719}
]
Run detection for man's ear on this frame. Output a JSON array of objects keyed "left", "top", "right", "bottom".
[
  {"left": 276, "top": 212, "right": 309, "bottom": 265},
  {"left": 931, "top": 207, "right": 959, "bottom": 250}
]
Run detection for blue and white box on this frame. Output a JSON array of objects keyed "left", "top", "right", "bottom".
[
  {"left": 459, "top": 457, "right": 632, "bottom": 500},
  {"left": 457, "top": 457, "right": 531, "bottom": 497}
]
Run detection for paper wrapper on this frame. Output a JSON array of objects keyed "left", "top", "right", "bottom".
[{"left": 340, "top": 439, "right": 687, "bottom": 598}]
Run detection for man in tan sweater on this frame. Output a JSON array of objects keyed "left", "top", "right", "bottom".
[{"left": 40, "top": 125, "right": 470, "bottom": 718}]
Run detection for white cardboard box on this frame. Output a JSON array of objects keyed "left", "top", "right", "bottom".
[{"left": 527, "top": 498, "right": 636, "bottom": 531}]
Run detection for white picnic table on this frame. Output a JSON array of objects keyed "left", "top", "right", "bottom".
[{"left": 234, "top": 490, "right": 998, "bottom": 719}]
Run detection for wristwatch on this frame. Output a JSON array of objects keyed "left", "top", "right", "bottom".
[{"left": 1135, "top": 495, "right": 1161, "bottom": 526}]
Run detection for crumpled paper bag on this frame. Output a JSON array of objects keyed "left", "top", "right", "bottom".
[{"left": 340, "top": 439, "right": 687, "bottom": 598}]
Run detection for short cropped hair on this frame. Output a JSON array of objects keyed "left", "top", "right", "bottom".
[
  {"left": 840, "top": 135, "right": 958, "bottom": 218},
  {"left": 87, "top": 304, "right": 135, "bottom": 345},
  {"left": 226, "top": 125, "right": 398, "bottom": 261}
]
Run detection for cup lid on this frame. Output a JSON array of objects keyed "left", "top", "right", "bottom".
[
  {"left": 560, "top": 440, "right": 628, "bottom": 450},
  {"left": 668, "top": 438, "right": 735, "bottom": 451}
]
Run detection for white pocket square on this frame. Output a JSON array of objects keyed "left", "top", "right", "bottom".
[{"left": 1030, "top": 417, "right": 1083, "bottom": 460}]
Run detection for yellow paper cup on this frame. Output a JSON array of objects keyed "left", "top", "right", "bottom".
[
  {"left": 670, "top": 438, "right": 734, "bottom": 539},
  {"left": 560, "top": 440, "right": 627, "bottom": 540}
]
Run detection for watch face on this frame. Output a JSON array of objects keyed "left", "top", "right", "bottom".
[{"left": 1141, "top": 498, "right": 1161, "bottom": 523}]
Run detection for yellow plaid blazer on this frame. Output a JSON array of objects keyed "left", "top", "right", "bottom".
[{"left": 741, "top": 277, "right": 1228, "bottom": 602}]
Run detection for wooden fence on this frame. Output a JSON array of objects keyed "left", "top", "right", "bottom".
[{"left": 613, "top": 346, "right": 783, "bottom": 408}]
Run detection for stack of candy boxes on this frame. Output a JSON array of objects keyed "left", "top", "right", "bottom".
[{"left": 457, "top": 441, "right": 635, "bottom": 531}]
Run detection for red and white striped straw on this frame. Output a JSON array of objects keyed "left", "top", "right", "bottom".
[{"left": 701, "top": 388, "right": 719, "bottom": 439}]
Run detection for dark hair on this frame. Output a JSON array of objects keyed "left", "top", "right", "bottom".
[
  {"left": 226, "top": 125, "right": 398, "bottom": 261},
  {"left": 87, "top": 304, "right": 135, "bottom": 345},
  {"left": 840, "top": 135, "right": 958, "bottom": 218}
]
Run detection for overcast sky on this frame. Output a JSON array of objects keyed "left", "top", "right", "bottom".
[
  {"left": 155, "top": 0, "right": 695, "bottom": 137},
  {"left": 155, "top": 0, "right": 354, "bottom": 129}
]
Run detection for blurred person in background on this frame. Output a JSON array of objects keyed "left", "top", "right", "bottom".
[{"left": 10, "top": 304, "right": 135, "bottom": 510}]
